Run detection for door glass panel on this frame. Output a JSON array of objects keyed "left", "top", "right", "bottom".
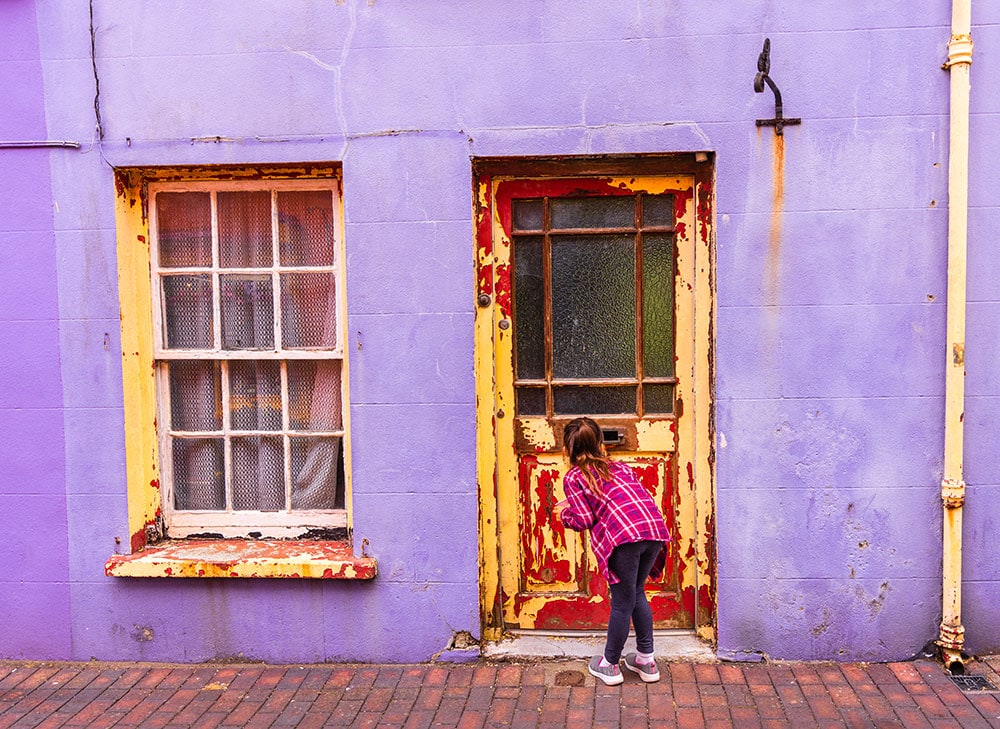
[
  {"left": 514, "top": 236, "right": 545, "bottom": 379},
  {"left": 644, "top": 383, "right": 675, "bottom": 415},
  {"left": 551, "top": 235, "right": 635, "bottom": 379},
  {"left": 516, "top": 387, "right": 546, "bottom": 416},
  {"left": 642, "top": 233, "right": 676, "bottom": 378},
  {"left": 554, "top": 385, "right": 636, "bottom": 415},
  {"left": 512, "top": 199, "right": 543, "bottom": 231},
  {"left": 550, "top": 197, "right": 633, "bottom": 229},
  {"left": 642, "top": 194, "right": 676, "bottom": 227}
]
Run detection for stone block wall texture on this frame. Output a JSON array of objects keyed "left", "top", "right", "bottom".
[{"left": 1, "top": 0, "right": 997, "bottom": 661}]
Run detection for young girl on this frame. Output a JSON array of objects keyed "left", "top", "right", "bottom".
[{"left": 553, "top": 417, "right": 671, "bottom": 685}]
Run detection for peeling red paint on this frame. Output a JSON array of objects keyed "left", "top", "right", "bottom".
[
  {"left": 696, "top": 180, "right": 713, "bottom": 245},
  {"left": 149, "top": 478, "right": 160, "bottom": 491},
  {"left": 475, "top": 177, "right": 494, "bottom": 298},
  {"left": 519, "top": 457, "right": 573, "bottom": 587},
  {"left": 494, "top": 263, "right": 512, "bottom": 317}
]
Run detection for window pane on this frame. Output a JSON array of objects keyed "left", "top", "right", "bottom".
[
  {"left": 162, "top": 274, "right": 213, "bottom": 349},
  {"left": 644, "top": 383, "right": 675, "bottom": 414},
  {"left": 550, "top": 197, "right": 633, "bottom": 229},
  {"left": 516, "top": 387, "right": 546, "bottom": 416},
  {"left": 553, "top": 386, "right": 636, "bottom": 415},
  {"left": 172, "top": 438, "right": 224, "bottom": 510},
  {"left": 231, "top": 436, "right": 285, "bottom": 511},
  {"left": 551, "top": 235, "right": 635, "bottom": 378},
  {"left": 290, "top": 436, "right": 343, "bottom": 509},
  {"left": 280, "top": 272, "right": 336, "bottom": 348},
  {"left": 169, "top": 361, "right": 221, "bottom": 431},
  {"left": 219, "top": 191, "right": 272, "bottom": 268},
  {"left": 642, "top": 194, "right": 676, "bottom": 227},
  {"left": 230, "top": 361, "right": 282, "bottom": 431},
  {"left": 221, "top": 275, "right": 274, "bottom": 349},
  {"left": 156, "top": 192, "right": 212, "bottom": 268},
  {"left": 642, "top": 233, "right": 675, "bottom": 378},
  {"left": 512, "top": 199, "right": 543, "bottom": 231},
  {"left": 513, "top": 236, "right": 545, "bottom": 380},
  {"left": 278, "top": 191, "right": 335, "bottom": 267},
  {"left": 288, "top": 360, "right": 342, "bottom": 431}
]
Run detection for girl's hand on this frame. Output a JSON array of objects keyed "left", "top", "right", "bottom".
[{"left": 552, "top": 499, "right": 570, "bottom": 519}]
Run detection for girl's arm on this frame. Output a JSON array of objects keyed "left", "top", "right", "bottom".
[{"left": 558, "top": 473, "right": 597, "bottom": 531}]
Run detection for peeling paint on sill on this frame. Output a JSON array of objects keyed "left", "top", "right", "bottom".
[{"left": 104, "top": 539, "right": 377, "bottom": 579}]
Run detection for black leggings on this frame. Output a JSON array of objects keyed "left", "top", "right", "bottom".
[{"left": 604, "top": 540, "right": 661, "bottom": 664}]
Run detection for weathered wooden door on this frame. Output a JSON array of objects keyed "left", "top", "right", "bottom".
[{"left": 476, "top": 163, "right": 714, "bottom": 637}]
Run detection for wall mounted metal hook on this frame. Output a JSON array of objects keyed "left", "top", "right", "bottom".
[{"left": 754, "top": 38, "right": 801, "bottom": 136}]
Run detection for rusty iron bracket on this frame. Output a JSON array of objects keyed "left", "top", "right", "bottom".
[{"left": 754, "top": 38, "right": 801, "bottom": 136}]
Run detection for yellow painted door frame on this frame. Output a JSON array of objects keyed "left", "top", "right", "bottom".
[{"left": 473, "top": 155, "right": 716, "bottom": 644}]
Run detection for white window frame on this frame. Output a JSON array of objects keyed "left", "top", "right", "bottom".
[{"left": 149, "top": 179, "right": 348, "bottom": 539}]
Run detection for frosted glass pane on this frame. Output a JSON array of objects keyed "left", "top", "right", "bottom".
[
  {"left": 221, "top": 275, "right": 274, "bottom": 350},
  {"left": 513, "top": 236, "right": 545, "bottom": 379},
  {"left": 644, "top": 383, "right": 675, "bottom": 415},
  {"left": 162, "top": 274, "right": 213, "bottom": 349},
  {"left": 551, "top": 235, "right": 635, "bottom": 378},
  {"left": 550, "top": 197, "right": 632, "bottom": 229},
  {"left": 280, "top": 272, "right": 336, "bottom": 348},
  {"left": 642, "top": 234, "right": 675, "bottom": 377},
  {"left": 172, "top": 438, "right": 224, "bottom": 510},
  {"left": 288, "top": 360, "right": 342, "bottom": 430},
  {"left": 168, "top": 361, "right": 221, "bottom": 431},
  {"left": 219, "top": 191, "right": 272, "bottom": 268},
  {"left": 290, "top": 436, "right": 343, "bottom": 509},
  {"left": 512, "top": 199, "right": 543, "bottom": 231},
  {"left": 156, "top": 192, "right": 212, "bottom": 268},
  {"left": 231, "top": 436, "right": 285, "bottom": 511},
  {"left": 642, "top": 194, "right": 676, "bottom": 227},
  {"left": 516, "top": 387, "right": 546, "bottom": 416},
  {"left": 278, "top": 191, "right": 335, "bottom": 267},
  {"left": 553, "top": 386, "right": 636, "bottom": 415},
  {"left": 229, "top": 361, "right": 282, "bottom": 431}
]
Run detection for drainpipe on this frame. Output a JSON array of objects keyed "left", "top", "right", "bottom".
[{"left": 938, "top": 0, "right": 973, "bottom": 675}]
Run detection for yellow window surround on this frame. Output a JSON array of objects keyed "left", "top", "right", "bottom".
[{"left": 112, "top": 163, "right": 374, "bottom": 579}]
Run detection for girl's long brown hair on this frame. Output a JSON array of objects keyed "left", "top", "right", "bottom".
[{"left": 563, "top": 417, "right": 611, "bottom": 498}]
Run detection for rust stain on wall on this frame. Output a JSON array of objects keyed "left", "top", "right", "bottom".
[{"left": 765, "top": 135, "right": 785, "bottom": 307}]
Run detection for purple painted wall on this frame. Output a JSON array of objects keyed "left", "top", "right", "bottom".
[
  {"left": 2, "top": 0, "right": 998, "bottom": 662},
  {"left": 0, "top": 0, "right": 71, "bottom": 658}
]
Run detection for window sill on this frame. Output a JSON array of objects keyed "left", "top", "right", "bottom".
[{"left": 104, "top": 539, "right": 377, "bottom": 579}]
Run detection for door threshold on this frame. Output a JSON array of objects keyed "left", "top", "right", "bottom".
[{"left": 483, "top": 629, "right": 716, "bottom": 662}]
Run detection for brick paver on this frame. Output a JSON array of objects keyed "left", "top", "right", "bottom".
[{"left": 1, "top": 658, "right": 999, "bottom": 728}]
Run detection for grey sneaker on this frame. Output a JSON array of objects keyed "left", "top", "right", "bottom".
[
  {"left": 623, "top": 653, "right": 660, "bottom": 683},
  {"left": 588, "top": 656, "right": 624, "bottom": 686}
]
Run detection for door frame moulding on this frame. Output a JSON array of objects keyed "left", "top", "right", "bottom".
[{"left": 472, "top": 154, "right": 717, "bottom": 646}]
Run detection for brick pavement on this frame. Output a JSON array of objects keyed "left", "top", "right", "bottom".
[{"left": 2, "top": 657, "right": 1000, "bottom": 728}]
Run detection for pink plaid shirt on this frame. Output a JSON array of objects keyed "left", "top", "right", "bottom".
[{"left": 559, "top": 460, "right": 671, "bottom": 585}]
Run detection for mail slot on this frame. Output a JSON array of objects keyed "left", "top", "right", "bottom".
[{"left": 602, "top": 428, "right": 625, "bottom": 446}]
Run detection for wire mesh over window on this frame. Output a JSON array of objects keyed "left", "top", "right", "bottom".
[{"left": 152, "top": 184, "right": 345, "bottom": 520}]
